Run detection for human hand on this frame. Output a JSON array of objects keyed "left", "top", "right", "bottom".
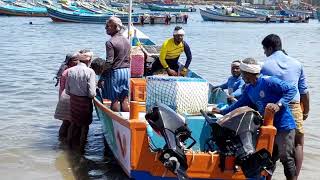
[
  {"left": 227, "top": 95, "right": 237, "bottom": 102},
  {"left": 166, "top": 68, "right": 178, "bottom": 76},
  {"left": 179, "top": 67, "right": 188, "bottom": 77},
  {"left": 266, "top": 103, "right": 280, "bottom": 113},
  {"left": 98, "top": 80, "right": 104, "bottom": 88},
  {"left": 303, "top": 113, "right": 308, "bottom": 120},
  {"left": 211, "top": 107, "right": 221, "bottom": 114}
]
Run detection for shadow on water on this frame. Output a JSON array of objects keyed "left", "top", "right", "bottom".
[{"left": 54, "top": 116, "right": 129, "bottom": 180}]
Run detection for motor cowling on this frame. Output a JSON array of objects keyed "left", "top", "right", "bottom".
[{"left": 145, "top": 103, "right": 196, "bottom": 179}]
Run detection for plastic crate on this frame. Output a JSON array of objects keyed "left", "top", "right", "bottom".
[
  {"left": 131, "top": 47, "right": 144, "bottom": 77},
  {"left": 130, "top": 78, "right": 146, "bottom": 102}
]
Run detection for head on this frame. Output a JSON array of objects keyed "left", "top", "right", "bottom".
[
  {"left": 261, "top": 34, "right": 282, "bottom": 57},
  {"left": 79, "top": 49, "right": 93, "bottom": 63},
  {"left": 240, "top": 58, "right": 261, "bottom": 84},
  {"left": 105, "top": 16, "right": 123, "bottom": 36},
  {"left": 173, "top": 26, "right": 185, "bottom": 45},
  {"left": 67, "top": 53, "right": 80, "bottom": 68},
  {"left": 90, "top": 57, "right": 105, "bottom": 75},
  {"left": 77, "top": 51, "right": 93, "bottom": 66},
  {"left": 231, "top": 60, "right": 241, "bottom": 77},
  {"left": 64, "top": 53, "right": 73, "bottom": 63}
]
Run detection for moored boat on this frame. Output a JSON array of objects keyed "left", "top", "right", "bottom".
[
  {"left": 0, "top": 3, "right": 47, "bottom": 17},
  {"left": 200, "top": 8, "right": 266, "bottom": 23},
  {"left": 46, "top": 5, "right": 185, "bottom": 24},
  {"left": 148, "top": 3, "right": 196, "bottom": 12},
  {"left": 93, "top": 27, "right": 277, "bottom": 179}
]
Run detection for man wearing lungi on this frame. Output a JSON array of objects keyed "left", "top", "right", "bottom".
[
  {"left": 101, "top": 16, "right": 130, "bottom": 112},
  {"left": 65, "top": 52, "right": 96, "bottom": 154}
]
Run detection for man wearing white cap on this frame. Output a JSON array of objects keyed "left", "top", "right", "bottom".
[
  {"left": 151, "top": 26, "right": 192, "bottom": 76},
  {"left": 212, "top": 58, "right": 298, "bottom": 180},
  {"left": 101, "top": 16, "right": 130, "bottom": 112}
]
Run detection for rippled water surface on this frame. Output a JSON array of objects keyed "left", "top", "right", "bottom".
[{"left": 0, "top": 11, "right": 319, "bottom": 180}]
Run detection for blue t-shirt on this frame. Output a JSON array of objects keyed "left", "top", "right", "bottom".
[
  {"left": 261, "top": 51, "right": 308, "bottom": 103},
  {"left": 221, "top": 76, "right": 297, "bottom": 132},
  {"left": 219, "top": 76, "right": 245, "bottom": 99}
]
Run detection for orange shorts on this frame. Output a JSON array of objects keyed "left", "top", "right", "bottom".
[{"left": 289, "top": 103, "right": 304, "bottom": 135}]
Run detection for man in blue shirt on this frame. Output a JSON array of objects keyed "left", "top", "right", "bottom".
[
  {"left": 212, "top": 58, "right": 297, "bottom": 180},
  {"left": 261, "top": 34, "right": 309, "bottom": 178},
  {"left": 214, "top": 60, "right": 245, "bottom": 102}
]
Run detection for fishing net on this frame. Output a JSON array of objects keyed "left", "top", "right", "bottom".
[{"left": 146, "top": 76, "right": 209, "bottom": 114}]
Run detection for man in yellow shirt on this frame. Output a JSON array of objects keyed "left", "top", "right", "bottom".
[{"left": 151, "top": 26, "right": 192, "bottom": 76}]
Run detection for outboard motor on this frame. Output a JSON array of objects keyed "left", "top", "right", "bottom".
[
  {"left": 145, "top": 103, "right": 196, "bottom": 180},
  {"left": 201, "top": 106, "right": 273, "bottom": 178}
]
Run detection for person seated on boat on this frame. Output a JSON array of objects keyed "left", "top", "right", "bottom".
[
  {"left": 151, "top": 26, "right": 192, "bottom": 76},
  {"left": 212, "top": 58, "right": 298, "bottom": 180},
  {"left": 213, "top": 60, "right": 245, "bottom": 103},
  {"left": 100, "top": 16, "right": 130, "bottom": 112},
  {"left": 65, "top": 52, "right": 96, "bottom": 154}
]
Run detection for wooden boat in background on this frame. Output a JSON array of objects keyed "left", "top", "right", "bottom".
[
  {"left": 0, "top": 3, "right": 47, "bottom": 16},
  {"left": 200, "top": 8, "right": 266, "bottom": 23},
  {"left": 93, "top": 27, "right": 277, "bottom": 179},
  {"left": 46, "top": 5, "right": 185, "bottom": 24},
  {"left": 148, "top": 3, "right": 196, "bottom": 12}
]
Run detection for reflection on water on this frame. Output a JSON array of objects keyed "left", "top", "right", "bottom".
[{"left": 0, "top": 11, "right": 319, "bottom": 180}]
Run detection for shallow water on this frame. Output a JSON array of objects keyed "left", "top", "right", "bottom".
[{"left": 0, "top": 11, "right": 319, "bottom": 180}]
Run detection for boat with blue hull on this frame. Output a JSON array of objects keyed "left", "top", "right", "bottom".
[
  {"left": 0, "top": 3, "right": 47, "bottom": 16},
  {"left": 46, "top": 5, "right": 185, "bottom": 24},
  {"left": 93, "top": 27, "right": 277, "bottom": 179}
]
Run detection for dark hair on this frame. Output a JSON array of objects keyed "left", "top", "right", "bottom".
[
  {"left": 174, "top": 26, "right": 183, "bottom": 31},
  {"left": 232, "top": 60, "right": 241, "bottom": 63},
  {"left": 90, "top": 57, "right": 105, "bottom": 75},
  {"left": 261, "top": 34, "right": 282, "bottom": 52}
]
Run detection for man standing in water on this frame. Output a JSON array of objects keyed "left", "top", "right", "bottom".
[
  {"left": 65, "top": 52, "right": 96, "bottom": 154},
  {"left": 151, "top": 26, "right": 192, "bottom": 76},
  {"left": 212, "top": 58, "right": 297, "bottom": 180},
  {"left": 101, "top": 16, "right": 130, "bottom": 112},
  {"left": 261, "top": 34, "right": 309, "bottom": 179}
]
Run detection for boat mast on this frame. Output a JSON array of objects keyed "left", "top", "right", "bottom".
[{"left": 128, "top": 0, "right": 133, "bottom": 43}]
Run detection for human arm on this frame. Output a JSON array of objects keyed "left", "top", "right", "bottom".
[
  {"left": 268, "top": 77, "right": 297, "bottom": 105},
  {"left": 298, "top": 67, "right": 309, "bottom": 120},
  {"left": 301, "top": 92, "right": 309, "bottom": 120},
  {"left": 183, "top": 41, "right": 192, "bottom": 69},
  {"left": 88, "top": 70, "right": 97, "bottom": 98},
  {"left": 159, "top": 41, "right": 169, "bottom": 69},
  {"left": 65, "top": 75, "right": 70, "bottom": 95},
  {"left": 231, "top": 79, "right": 245, "bottom": 98},
  {"left": 59, "top": 70, "right": 68, "bottom": 97},
  {"left": 106, "top": 41, "right": 114, "bottom": 65},
  {"left": 213, "top": 88, "right": 252, "bottom": 115}
]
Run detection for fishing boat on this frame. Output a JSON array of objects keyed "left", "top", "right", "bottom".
[
  {"left": 148, "top": 3, "right": 196, "bottom": 12},
  {"left": 93, "top": 19, "right": 277, "bottom": 179},
  {"left": 46, "top": 5, "right": 185, "bottom": 24},
  {"left": 200, "top": 8, "right": 266, "bottom": 23},
  {"left": 0, "top": 3, "right": 47, "bottom": 16}
]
